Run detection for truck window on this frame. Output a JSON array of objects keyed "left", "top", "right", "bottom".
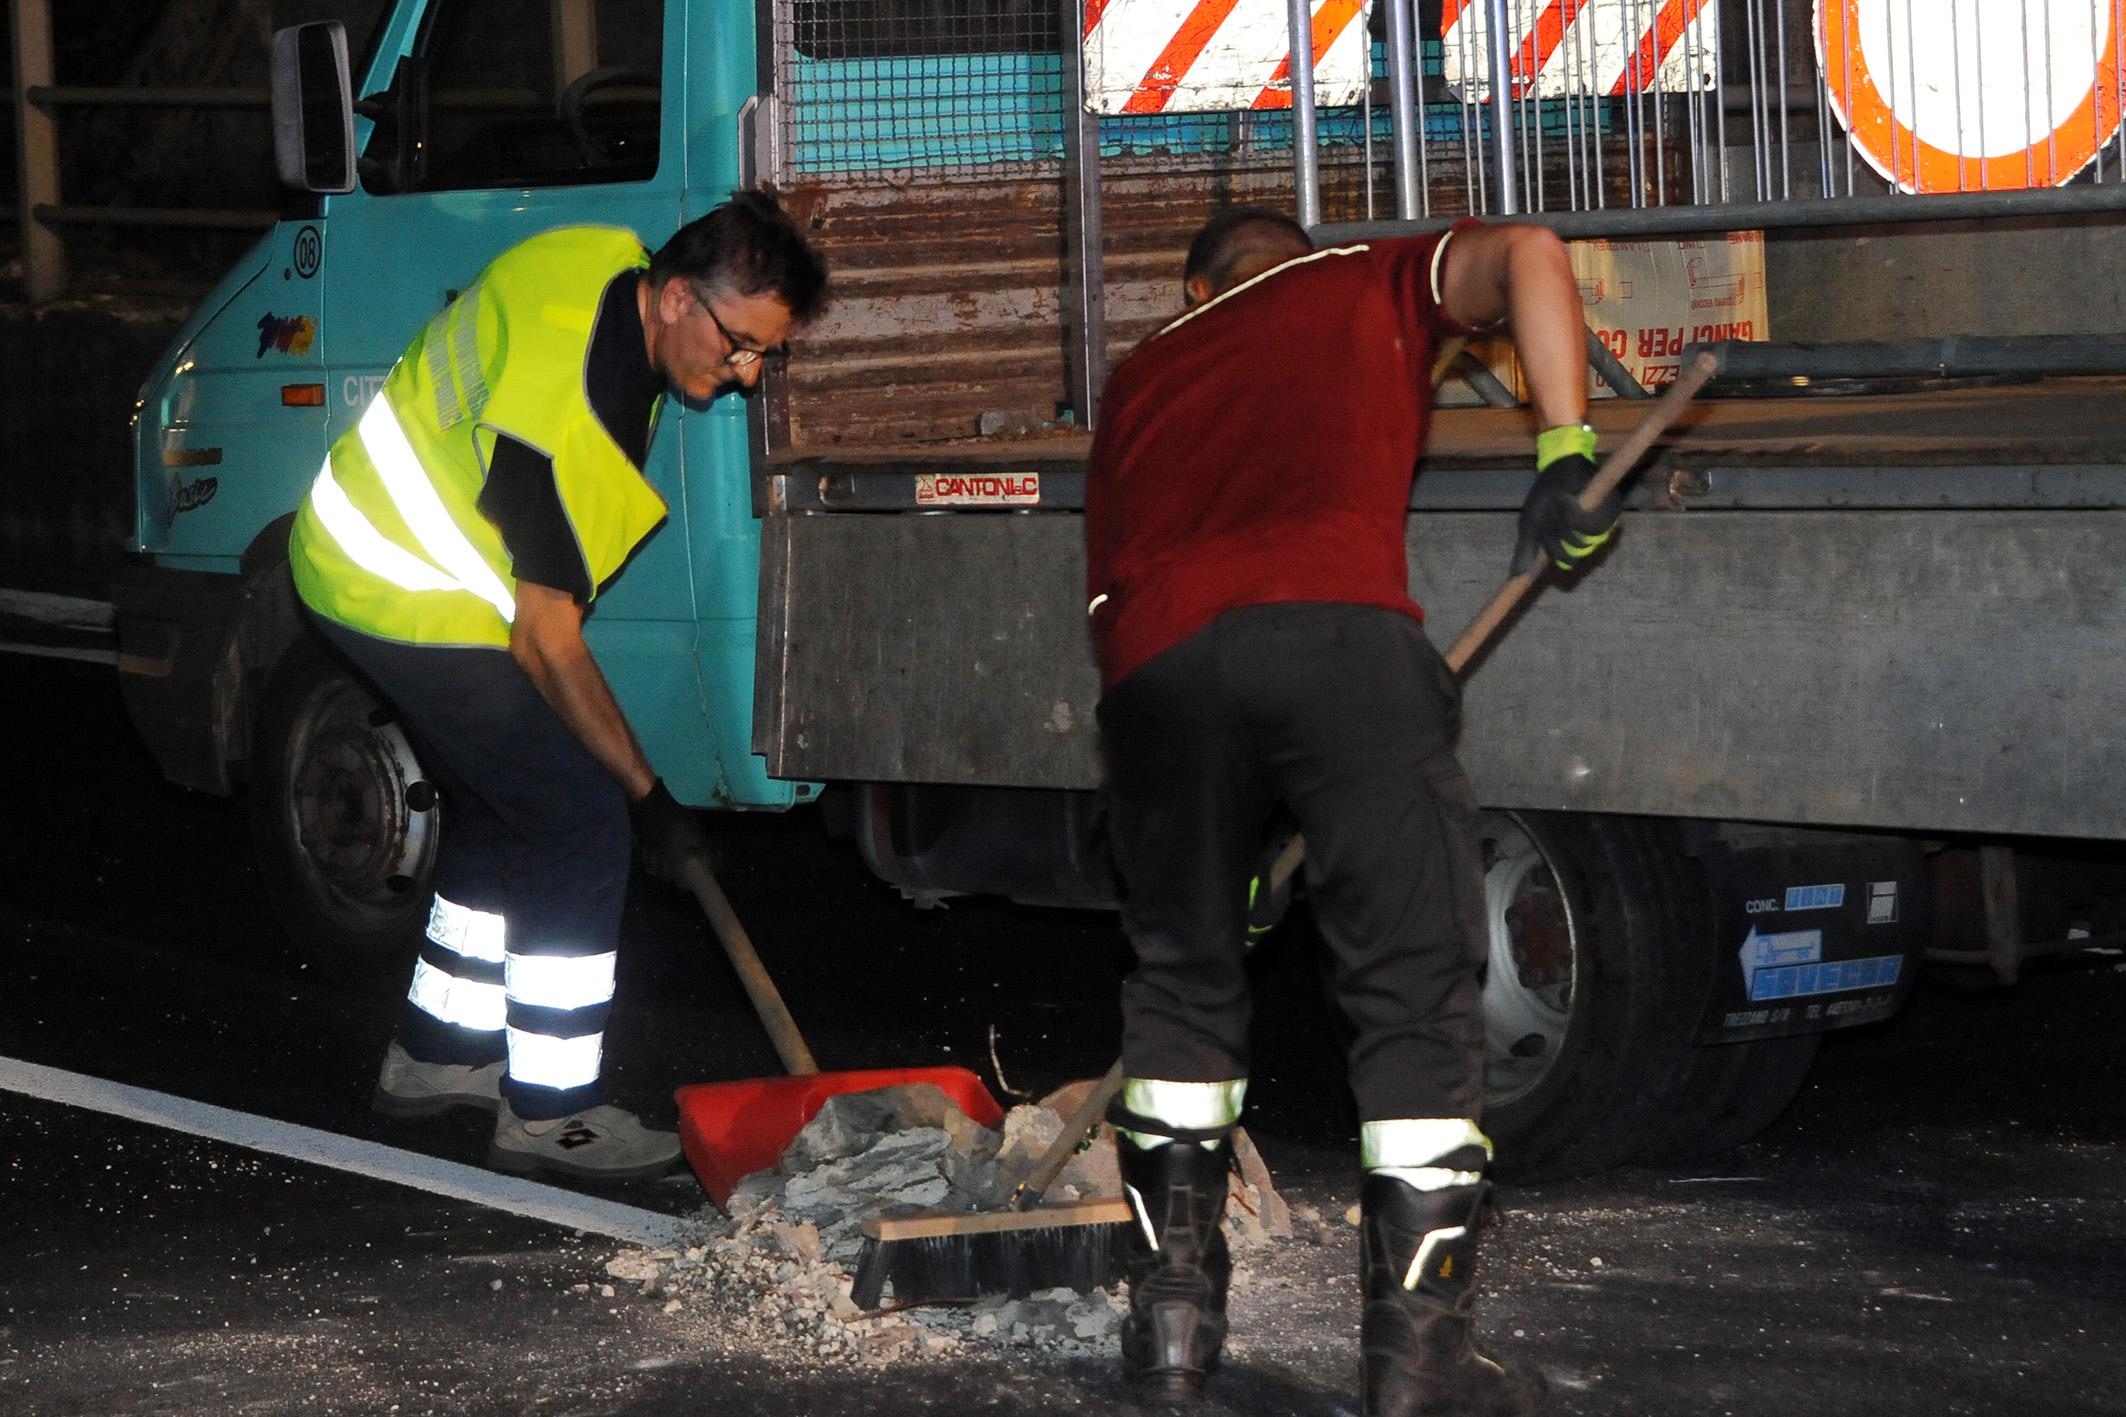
[{"left": 369, "top": 0, "right": 662, "bottom": 193}]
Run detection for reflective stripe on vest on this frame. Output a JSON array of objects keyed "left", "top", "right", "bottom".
[
  {"left": 355, "top": 395, "right": 516, "bottom": 621},
  {"left": 303, "top": 395, "right": 517, "bottom": 624},
  {"left": 306, "top": 460, "right": 467, "bottom": 601}
]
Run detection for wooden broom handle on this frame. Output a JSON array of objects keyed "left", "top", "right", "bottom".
[
  {"left": 1011, "top": 1058, "right": 1126, "bottom": 1210},
  {"left": 1266, "top": 348, "right": 1721, "bottom": 898},
  {"left": 682, "top": 857, "right": 820, "bottom": 1076}
]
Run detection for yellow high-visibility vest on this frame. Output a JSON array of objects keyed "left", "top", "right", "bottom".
[{"left": 289, "top": 226, "right": 668, "bottom": 647}]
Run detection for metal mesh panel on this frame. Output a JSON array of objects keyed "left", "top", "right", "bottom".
[
  {"left": 770, "top": 1, "right": 2126, "bottom": 212},
  {"left": 775, "top": 0, "right": 1068, "bottom": 179},
  {"left": 774, "top": 1, "right": 1428, "bottom": 184},
  {"left": 769, "top": 1, "right": 1607, "bottom": 211}
]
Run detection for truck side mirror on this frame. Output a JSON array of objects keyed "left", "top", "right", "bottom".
[{"left": 270, "top": 21, "right": 356, "bottom": 194}]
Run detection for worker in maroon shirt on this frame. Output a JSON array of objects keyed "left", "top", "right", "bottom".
[{"left": 1085, "top": 208, "right": 1614, "bottom": 1416}]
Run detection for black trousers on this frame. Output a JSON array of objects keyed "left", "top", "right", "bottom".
[
  {"left": 318, "top": 617, "right": 630, "bottom": 1120},
  {"left": 1098, "top": 603, "right": 1488, "bottom": 1123}
]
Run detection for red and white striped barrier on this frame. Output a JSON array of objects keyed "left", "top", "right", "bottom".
[
  {"left": 1083, "top": 0, "right": 1374, "bottom": 115},
  {"left": 1441, "top": 0, "right": 1721, "bottom": 101},
  {"left": 1818, "top": 0, "right": 2125, "bottom": 193}
]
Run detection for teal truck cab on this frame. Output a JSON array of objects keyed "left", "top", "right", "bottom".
[{"left": 115, "top": 0, "right": 2126, "bottom": 1180}]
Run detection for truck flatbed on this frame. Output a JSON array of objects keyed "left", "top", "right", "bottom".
[
  {"left": 765, "top": 375, "right": 2126, "bottom": 512},
  {"left": 758, "top": 373, "right": 2126, "bottom": 839}
]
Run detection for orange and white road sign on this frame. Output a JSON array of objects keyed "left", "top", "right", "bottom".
[
  {"left": 1082, "top": 0, "right": 1373, "bottom": 115},
  {"left": 1817, "top": 0, "right": 2124, "bottom": 193},
  {"left": 1441, "top": 0, "right": 1720, "bottom": 101}
]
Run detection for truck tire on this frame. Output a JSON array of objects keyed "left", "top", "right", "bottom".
[
  {"left": 1478, "top": 811, "right": 1709, "bottom": 1181},
  {"left": 1638, "top": 1030, "right": 1822, "bottom": 1165},
  {"left": 247, "top": 634, "right": 440, "bottom": 989}
]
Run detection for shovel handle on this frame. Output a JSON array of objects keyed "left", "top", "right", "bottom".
[
  {"left": 681, "top": 857, "right": 820, "bottom": 1076},
  {"left": 1441, "top": 349, "right": 1720, "bottom": 674},
  {"left": 1266, "top": 350, "right": 1720, "bottom": 898}
]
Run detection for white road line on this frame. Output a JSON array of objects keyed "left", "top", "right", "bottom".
[
  {"left": 0, "top": 1054, "right": 698, "bottom": 1249},
  {"left": 0, "top": 642, "right": 119, "bottom": 665},
  {"left": 0, "top": 589, "right": 114, "bottom": 627}
]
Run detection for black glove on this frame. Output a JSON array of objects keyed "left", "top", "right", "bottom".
[
  {"left": 629, "top": 778, "right": 718, "bottom": 888},
  {"left": 1512, "top": 438, "right": 1620, "bottom": 578},
  {"left": 1244, "top": 825, "right": 1300, "bottom": 950}
]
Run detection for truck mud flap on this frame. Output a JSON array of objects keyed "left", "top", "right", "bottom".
[
  {"left": 1688, "top": 826, "right": 1929, "bottom": 1044},
  {"left": 110, "top": 563, "right": 247, "bottom": 796}
]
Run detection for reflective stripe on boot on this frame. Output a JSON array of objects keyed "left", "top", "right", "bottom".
[{"left": 1360, "top": 1173, "right": 1551, "bottom": 1417}]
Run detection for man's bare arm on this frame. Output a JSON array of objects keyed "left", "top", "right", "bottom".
[
  {"left": 1437, "top": 223, "right": 1588, "bottom": 431},
  {"left": 508, "top": 581, "right": 656, "bottom": 801}
]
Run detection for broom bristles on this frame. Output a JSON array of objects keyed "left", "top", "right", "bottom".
[{"left": 849, "top": 1219, "right": 1127, "bottom": 1310}]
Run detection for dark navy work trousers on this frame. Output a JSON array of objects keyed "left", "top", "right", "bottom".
[
  {"left": 317, "top": 617, "right": 630, "bottom": 1120},
  {"left": 1097, "top": 602, "right": 1489, "bottom": 1123}
]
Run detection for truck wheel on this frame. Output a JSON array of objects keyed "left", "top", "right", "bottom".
[
  {"left": 1626, "top": 829, "right": 1824, "bottom": 1166},
  {"left": 1478, "top": 811, "right": 1707, "bottom": 1181},
  {"left": 1638, "top": 1030, "right": 1822, "bottom": 1164},
  {"left": 248, "top": 635, "right": 439, "bottom": 990}
]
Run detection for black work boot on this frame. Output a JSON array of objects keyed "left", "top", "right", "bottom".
[
  {"left": 1360, "top": 1174, "right": 1550, "bottom": 1417},
  {"left": 1115, "top": 1131, "right": 1234, "bottom": 1405}
]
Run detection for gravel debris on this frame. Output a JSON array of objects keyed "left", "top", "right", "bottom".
[{"left": 589, "top": 1084, "right": 1307, "bottom": 1370}]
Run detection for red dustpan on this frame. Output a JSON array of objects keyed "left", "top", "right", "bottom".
[
  {"left": 677, "top": 1066, "right": 1005, "bottom": 1208},
  {"left": 671, "top": 860, "right": 1005, "bottom": 1209}
]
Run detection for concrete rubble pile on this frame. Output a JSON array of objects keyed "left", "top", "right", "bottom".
[{"left": 606, "top": 1082, "right": 1308, "bottom": 1368}]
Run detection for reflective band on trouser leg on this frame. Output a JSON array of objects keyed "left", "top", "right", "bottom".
[
  {"left": 1117, "top": 1077, "right": 1247, "bottom": 1150},
  {"left": 1364, "top": 1119, "right": 1492, "bottom": 1295},
  {"left": 404, "top": 894, "right": 509, "bottom": 1032},
  {"left": 504, "top": 951, "right": 617, "bottom": 1012},
  {"left": 406, "top": 958, "right": 507, "bottom": 1032},
  {"left": 1361, "top": 1117, "right": 1493, "bottom": 1191},
  {"left": 427, "top": 894, "right": 506, "bottom": 965},
  {"left": 505, "top": 1029, "right": 605, "bottom": 1092},
  {"left": 502, "top": 951, "right": 618, "bottom": 1096}
]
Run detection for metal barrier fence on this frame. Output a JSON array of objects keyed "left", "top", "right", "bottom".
[
  {"left": 770, "top": 0, "right": 2126, "bottom": 233},
  {"left": 1408, "top": 0, "right": 2126, "bottom": 215}
]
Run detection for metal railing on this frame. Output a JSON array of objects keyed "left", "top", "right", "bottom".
[
  {"left": 763, "top": 0, "right": 2126, "bottom": 235},
  {"left": 7, "top": 0, "right": 277, "bottom": 303},
  {"left": 1320, "top": 0, "right": 2126, "bottom": 237}
]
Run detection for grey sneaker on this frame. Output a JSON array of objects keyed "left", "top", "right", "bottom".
[
  {"left": 371, "top": 1041, "right": 503, "bottom": 1120},
  {"left": 486, "top": 1101, "right": 682, "bottom": 1182}
]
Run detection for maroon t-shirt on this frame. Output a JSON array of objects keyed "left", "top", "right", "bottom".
[{"left": 1084, "top": 227, "right": 1477, "bottom": 691}]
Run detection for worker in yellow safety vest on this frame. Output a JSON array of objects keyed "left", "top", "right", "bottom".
[{"left": 288, "top": 193, "right": 828, "bottom": 1181}]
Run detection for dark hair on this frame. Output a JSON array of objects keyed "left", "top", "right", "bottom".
[
  {"left": 1182, "top": 207, "right": 1314, "bottom": 296},
  {"left": 649, "top": 190, "right": 830, "bottom": 325}
]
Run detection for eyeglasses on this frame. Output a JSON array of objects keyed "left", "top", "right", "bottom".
[{"left": 692, "top": 287, "right": 788, "bottom": 369}]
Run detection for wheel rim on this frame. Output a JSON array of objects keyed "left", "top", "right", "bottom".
[
  {"left": 280, "top": 675, "right": 439, "bottom": 927},
  {"left": 1480, "top": 812, "right": 1578, "bottom": 1109}
]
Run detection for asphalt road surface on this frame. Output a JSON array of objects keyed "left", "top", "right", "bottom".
[{"left": 3, "top": 651, "right": 2123, "bottom": 1415}]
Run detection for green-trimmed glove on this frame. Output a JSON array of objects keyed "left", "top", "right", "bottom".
[
  {"left": 1244, "top": 826, "right": 1301, "bottom": 950},
  {"left": 1511, "top": 423, "right": 1620, "bottom": 578}
]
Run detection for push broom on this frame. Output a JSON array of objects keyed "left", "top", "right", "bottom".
[{"left": 848, "top": 350, "right": 1724, "bottom": 1310}]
